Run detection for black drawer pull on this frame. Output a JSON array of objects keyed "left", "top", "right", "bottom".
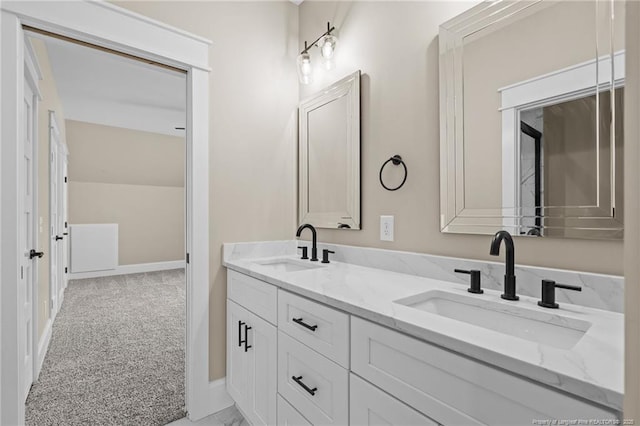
[
  {"left": 292, "top": 376, "right": 317, "bottom": 396},
  {"left": 244, "top": 324, "right": 252, "bottom": 352},
  {"left": 238, "top": 321, "right": 245, "bottom": 347},
  {"left": 292, "top": 317, "right": 318, "bottom": 332}
]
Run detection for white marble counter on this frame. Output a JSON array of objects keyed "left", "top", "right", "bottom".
[{"left": 223, "top": 244, "right": 623, "bottom": 413}]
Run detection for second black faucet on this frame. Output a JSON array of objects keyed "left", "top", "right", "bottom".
[{"left": 489, "top": 230, "right": 519, "bottom": 301}]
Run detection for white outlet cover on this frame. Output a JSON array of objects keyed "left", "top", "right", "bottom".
[{"left": 380, "top": 215, "right": 394, "bottom": 242}]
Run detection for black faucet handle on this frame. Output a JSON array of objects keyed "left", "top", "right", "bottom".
[
  {"left": 298, "top": 246, "right": 308, "bottom": 260},
  {"left": 454, "top": 269, "right": 483, "bottom": 294},
  {"left": 538, "top": 279, "right": 581, "bottom": 309},
  {"left": 321, "top": 249, "right": 335, "bottom": 264}
]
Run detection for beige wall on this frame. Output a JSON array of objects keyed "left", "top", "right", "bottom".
[
  {"left": 31, "top": 38, "right": 68, "bottom": 340},
  {"left": 66, "top": 120, "right": 185, "bottom": 265},
  {"left": 68, "top": 182, "right": 184, "bottom": 264},
  {"left": 66, "top": 120, "right": 184, "bottom": 187},
  {"left": 625, "top": 1, "right": 639, "bottom": 419},
  {"left": 299, "top": 1, "right": 623, "bottom": 276},
  {"left": 112, "top": 1, "right": 626, "bottom": 383},
  {"left": 113, "top": 1, "right": 299, "bottom": 380}
]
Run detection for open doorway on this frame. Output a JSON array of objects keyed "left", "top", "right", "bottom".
[
  {"left": 23, "top": 31, "right": 188, "bottom": 425},
  {"left": 1, "top": 4, "right": 214, "bottom": 424}
]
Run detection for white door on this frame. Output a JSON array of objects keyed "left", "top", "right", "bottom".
[
  {"left": 49, "top": 117, "right": 59, "bottom": 317},
  {"left": 21, "top": 72, "right": 38, "bottom": 401}
]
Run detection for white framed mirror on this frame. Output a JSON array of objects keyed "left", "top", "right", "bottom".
[
  {"left": 299, "top": 70, "right": 361, "bottom": 229},
  {"left": 439, "top": 0, "right": 624, "bottom": 239}
]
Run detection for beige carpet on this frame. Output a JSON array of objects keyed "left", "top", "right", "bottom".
[{"left": 26, "top": 269, "right": 186, "bottom": 426}]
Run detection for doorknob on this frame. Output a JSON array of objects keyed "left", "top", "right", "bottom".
[
  {"left": 55, "top": 235, "right": 63, "bottom": 241},
  {"left": 29, "top": 249, "right": 44, "bottom": 259}
]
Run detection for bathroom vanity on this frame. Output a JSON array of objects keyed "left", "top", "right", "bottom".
[{"left": 223, "top": 241, "right": 623, "bottom": 426}]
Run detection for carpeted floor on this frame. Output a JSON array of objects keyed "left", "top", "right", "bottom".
[{"left": 26, "top": 269, "right": 186, "bottom": 426}]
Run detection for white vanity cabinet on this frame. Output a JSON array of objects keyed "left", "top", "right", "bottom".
[
  {"left": 351, "top": 317, "right": 618, "bottom": 425},
  {"left": 226, "top": 271, "right": 277, "bottom": 426},
  {"left": 226, "top": 269, "right": 619, "bottom": 426}
]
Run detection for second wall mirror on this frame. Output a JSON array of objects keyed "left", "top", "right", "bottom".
[
  {"left": 299, "top": 70, "right": 361, "bottom": 229},
  {"left": 439, "top": 0, "right": 624, "bottom": 240}
]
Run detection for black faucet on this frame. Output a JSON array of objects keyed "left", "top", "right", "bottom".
[
  {"left": 296, "top": 224, "right": 318, "bottom": 261},
  {"left": 489, "top": 230, "right": 518, "bottom": 301}
]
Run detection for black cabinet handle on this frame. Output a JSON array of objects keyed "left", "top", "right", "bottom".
[
  {"left": 244, "top": 324, "right": 252, "bottom": 352},
  {"left": 55, "top": 235, "right": 63, "bottom": 241},
  {"left": 292, "top": 376, "right": 317, "bottom": 396},
  {"left": 63, "top": 232, "right": 68, "bottom": 236},
  {"left": 238, "top": 321, "right": 245, "bottom": 347},
  {"left": 29, "top": 249, "right": 44, "bottom": 259},
  {"left": 292, "top": 317, "right": 318, "bottom": 331}
]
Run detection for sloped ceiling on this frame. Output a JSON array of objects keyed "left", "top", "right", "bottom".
[{"left": 38, "top": 34, "right": 186, "bottom": 137}]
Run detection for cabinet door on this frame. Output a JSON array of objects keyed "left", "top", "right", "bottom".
[
  {"left": 246, "top": 305, "right": 278, "bottom": 426},
  {"left": 350, "top": 374, "right": 439, "bottom": 426},
  {"left": 227, "top": 299, "right": 250, "bottom": 409},
  {"left": 277, "top": 394, "right": 312, "bottom": 426},
  {"left": 227, "top": 299, "right": 277, "bottom": 426}
]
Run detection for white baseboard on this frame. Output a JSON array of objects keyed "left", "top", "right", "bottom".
[
  {"left": 69, "top": 260, "right": 185, "bottom": 280},
  {"left": 35, "top": 318, "right": 52, "bottom": 380},
  {"left": 188, "top": 378, "right": 234, "bottom": 421}
]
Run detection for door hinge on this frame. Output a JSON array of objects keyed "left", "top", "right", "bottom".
[
  {"left": 65, "top": 221, "right": 68, "bottom": 228},
  {"left": 21, "top": 266, "right": 24, "bottom": 280},
  {"left": 186, "top": 253, "right": 190, "bottom": 264}
]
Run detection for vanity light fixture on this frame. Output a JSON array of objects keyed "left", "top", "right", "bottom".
[
  {"left": 297, "top": 42, "right": 314, "bottom": 85},
  {"left": 297, "top": 22, "right": 338, "bottom": 84}
]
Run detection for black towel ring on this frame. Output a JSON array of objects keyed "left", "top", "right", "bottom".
[{"left": 379, "top": 155, "right": 408, "bottom": 191}]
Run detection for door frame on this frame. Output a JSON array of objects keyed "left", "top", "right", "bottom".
[{"left": 1, "top": 2, "right": 222, "bottom": 424}]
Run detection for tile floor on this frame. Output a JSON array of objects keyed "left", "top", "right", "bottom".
[{"left": 167, "top": 405, "right": 248, "bottom": 426}]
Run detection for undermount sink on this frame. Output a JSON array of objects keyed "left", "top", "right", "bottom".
[
  {"left": 394, "top": 290, "right": 591, "bottom": 350},
  {"left": 255, "top": 259, "right": 322, "bottom": 273}
]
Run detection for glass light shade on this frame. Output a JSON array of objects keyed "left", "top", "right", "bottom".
[
  {"left": 297, "top": 52, "right": 313, "bottom": 85},
  {"left": 319, "top": 33, "right": 338, "bottom": 69}
]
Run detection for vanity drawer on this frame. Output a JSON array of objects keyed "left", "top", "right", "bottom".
[
  {"left": 227, "top": 269, "right": 277, "bottom": 325},
  {"left": 351, "top": 317, "right": 617, "bottom": 425},
  {"left": 278, "top": 331, "right": 349, "bottom": 425},
  {"left": 277, "top": 394, "right": 312, "bottom": 426},
  {"left": 278, "top": 290, "right": 349, "bottom": 368},
  {"left": 350, "top": 373, "right": 439, "bottom": 426}
]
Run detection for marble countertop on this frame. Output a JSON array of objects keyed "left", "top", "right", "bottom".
[{"left": 223, "top": 254, "right": 623, "bottom": 412}]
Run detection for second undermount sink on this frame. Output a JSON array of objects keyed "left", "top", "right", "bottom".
[
  {"left": 394, "top": 290, "right": 592, "bottom": 350},
  {"left": 255, "top": 259, "right": 323, "bottom": 273}
]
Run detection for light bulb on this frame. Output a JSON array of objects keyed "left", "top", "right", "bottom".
[
  {"left": 319, "top": 33, "right": 338, "bottom": 69},
  {"left": 297, "top": 52, "right": 313, "bottom": 85}
]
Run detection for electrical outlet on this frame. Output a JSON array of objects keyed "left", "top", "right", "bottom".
[{"left": 380, "top": 215, "right": 394, "bottom": 241}]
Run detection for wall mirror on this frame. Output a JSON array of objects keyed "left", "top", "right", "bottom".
[
  {"left": 439, "top": 0, "right": 624, "bottom": 239},
  {"left": 299, "top": 70, "right": 361, "bottom": 229}
]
